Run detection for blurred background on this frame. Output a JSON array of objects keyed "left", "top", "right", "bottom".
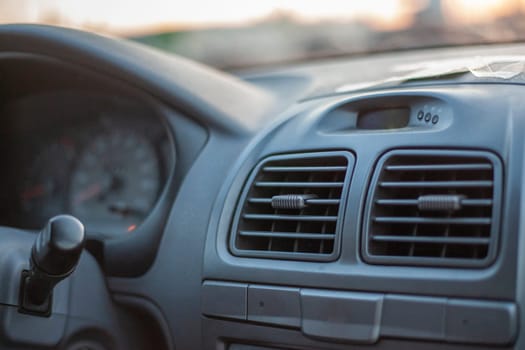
[{"left": 1, "top": 0, "right": 524, "bottom": 69}]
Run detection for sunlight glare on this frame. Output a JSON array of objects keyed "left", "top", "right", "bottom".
[
  {"left": 1, "top": 0, "right": 426, "bottom": 35},
  {"left": 442, "top": 0, "right": 518, "bottom": 24}
]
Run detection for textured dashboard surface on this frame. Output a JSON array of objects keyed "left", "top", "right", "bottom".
[{"left": 1, "top": 25, "right": 525, "bottom": 350}]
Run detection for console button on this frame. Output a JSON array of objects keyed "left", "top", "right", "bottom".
[
  {"left": 247, "top": 285, "right": 300, "bottom": 328},
  {"left": 202, "top": 281, "right": 247, "bottom": 320},
  {"left": 381, "top": 294, "right": 446, "bottom": 340},
  {"left": 445, "top": 299, "right": 517, "bottom": 345},
  {"left": 301, "top": 289, "right": 383, "bottom": 344}
]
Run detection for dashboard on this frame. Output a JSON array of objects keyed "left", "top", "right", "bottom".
[{"left": 0, "top": 24, "right": 525, "bottom": 350}]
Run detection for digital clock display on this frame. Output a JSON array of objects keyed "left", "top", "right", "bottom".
[{"left": 356, "top": 107, "right": 410, "bottom": 130}]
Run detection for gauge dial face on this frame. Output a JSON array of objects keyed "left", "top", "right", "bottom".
[
  {"left": 68, "top": 129, "right": 161, "bottom": 233},
  {"left": 20, "top": 141, "right": 76, "bottom": 228}
]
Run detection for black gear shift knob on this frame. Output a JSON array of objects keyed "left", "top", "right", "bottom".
[
  {"left": 32, "top": 215, "right": 85, "bottom": 276},
  {"left": 20, "top": 215, "right": 85, "bottom": 315}
]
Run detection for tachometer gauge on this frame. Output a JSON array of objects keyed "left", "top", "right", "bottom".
[
  {"left": 20, "top": 140, "right": 76, "bottom": 228},
  {"left": 68, "top": 129, "right": 161, "bottom": 233}
]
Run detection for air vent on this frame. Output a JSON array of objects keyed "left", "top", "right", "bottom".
[
  {"left": 230, "top": 152, "right": 354, "bottom": 261},
  {"left": 363, "top": 150, "right": 502, "bottom": 267}
]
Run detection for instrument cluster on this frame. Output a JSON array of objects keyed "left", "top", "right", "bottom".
[{"left": 0, "top": 92, "right": 173, "bottom": 235}]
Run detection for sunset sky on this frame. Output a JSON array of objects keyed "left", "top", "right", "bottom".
[{"left": 0, "top": 0, "right": 522, "bottom": 36}]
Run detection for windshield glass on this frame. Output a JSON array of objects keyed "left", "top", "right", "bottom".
[{"left": 2, "top": 0, "right": 524, "bottom": 69}]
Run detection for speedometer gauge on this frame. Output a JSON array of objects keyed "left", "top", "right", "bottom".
[{"left": 68, "top": 129, "right": 161, "bottom": 233}]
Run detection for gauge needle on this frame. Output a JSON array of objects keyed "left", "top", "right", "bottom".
[
  {"left": 21, "top": 184, "right": 47, "bottom": 200},
  {"left": 73, "top": 183, "right": 102, "bottom": 204},
  {"left": 108, "top": 202, "right": 146, "bottom": 217}
]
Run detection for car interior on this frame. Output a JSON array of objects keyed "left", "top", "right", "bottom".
[{"left": 1, "top": 1, "right": 525, "bottom": 349}]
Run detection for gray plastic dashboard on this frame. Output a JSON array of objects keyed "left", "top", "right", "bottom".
[
  {"left": 202, "top": 84, "right": 524, "bottom": 349},
  {"left": 0, "top": 24, "right": 524, "bottom": 350}
]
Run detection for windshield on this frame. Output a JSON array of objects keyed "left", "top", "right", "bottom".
[{"left": 2, "top": 0, "right": 524, "bottom": 69}]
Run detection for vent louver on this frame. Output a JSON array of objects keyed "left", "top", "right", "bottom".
[
  {"left": 231, "top": 152, "right": 354, "bottom": 261},
  {"left": 363, "top": 150, "right": 502, "bottom": 267}
]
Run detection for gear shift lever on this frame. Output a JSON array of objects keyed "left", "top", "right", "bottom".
[{"left": 19, "top": 215, "right": 85, "bottom": 316}]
